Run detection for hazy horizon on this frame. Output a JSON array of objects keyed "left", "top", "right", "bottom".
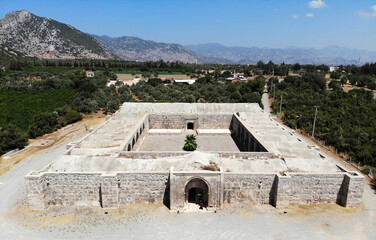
[{"left": 1, "top": 0, "right": 376, "bottom": 51}]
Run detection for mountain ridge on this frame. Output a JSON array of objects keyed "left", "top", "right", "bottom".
[
  {"left": 92, "top": 34, "right": 230, "bottom": 64},
  {"left": 185, "top": 43, "right": 376, "bottom": 65},
  {"left": 0, "top": 10, "right": 117, "bottom": 59},
  {"left": 0, "top": 10, "right": 374, "bottom": 65}
]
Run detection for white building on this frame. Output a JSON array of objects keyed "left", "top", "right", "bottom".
[
  {"left": 174, "top": 79, "right": 196, "bottom": 85},
  {"left": 329, "top": 66, "right": 339, "bottom": 72},
  {"left": 86, "top": 71, "right": 95, "bottom": 77}
]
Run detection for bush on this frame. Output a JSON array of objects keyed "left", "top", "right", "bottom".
[
  {"left": 0, "top": 124, "right": 28, "bottom": 155},
  {"left": 183, "top": 134, "right": 197, "bottom": 151},
  {"left": 28, "top": 112, "right": 58, "bottom": 138},
  {"left": 148, "top": 78, "right": 163, "bottom": 87},
  {"left": 63, "top": 108, "right": 82, "bottom": 125}
]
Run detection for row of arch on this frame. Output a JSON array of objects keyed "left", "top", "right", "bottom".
[
  {"left": 126, "top": 123, "right": 146, "bottom": 151},
  {"left": 235, "top": 124, "right": 265, "bottom": 152}
]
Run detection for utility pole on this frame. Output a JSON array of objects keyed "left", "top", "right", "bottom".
[
  {"left": 312, "top": 106, "right": 319, "bottom": 138},
  {"left": 279, "top": 91, "right": 283, "bottom": 114},
  {"left": 273, "top": 84, "right": 276, "bottom": 99}
]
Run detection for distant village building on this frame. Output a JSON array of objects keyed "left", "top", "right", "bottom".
[
  {"left": 86, "top": 71, "right": 95, "bottom": 77},
  {"left": 106, "top": 80, "right": 117, "bottom": 87},
  {"left": 1, "top": 67, "right": 5, "bottom": 72},
  {"left": 132, "top": 78, "right": 141, "bottom": 84},
  {"left": 329, "top": 66, "right": 339, "bottom": 72},
  {"left": 226, "top": 72, "right": 255, "bottom": 83},
  {"left": 174, "top": 79, "right": 196, "bottom": 85}
]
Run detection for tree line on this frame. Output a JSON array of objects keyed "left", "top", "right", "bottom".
[{"left": 269, "top": 72, "right": 376, "bottom": 168}]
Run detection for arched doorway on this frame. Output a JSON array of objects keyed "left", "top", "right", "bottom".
[
  {"left": 187, "top": 122, "right": 194, "bottom": 130},
  {"left": 185, "top": 178, "right": 209, "bottom": 207}
]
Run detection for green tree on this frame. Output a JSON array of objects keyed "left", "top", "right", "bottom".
[
  {"left": 328, "top": 80, "right": 342, "bottom": 91},
  {"left": 330, "top": 71, "right": 340, "bottom": 79},
  {"left": 62, "top": 108, "right": 82, "bottom": 125},
  {"left": 28, "top": 112, "right": 59, "bottom": 138},
  {"left": 183, "top": 134, "right": 197, "bottom": 151},
  {"left": 185, "top": 94, "right": 196, "bottom": 103},
  {"left": 0, "top": 124, "right": 28, "bottom": 155},
  {"left": 148, "top": 78, "right": 163, "bottom": 87}
]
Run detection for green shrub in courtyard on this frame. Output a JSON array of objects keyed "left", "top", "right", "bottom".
[{"left": 183, "top": 134, "right": 197, "bottom": 151}]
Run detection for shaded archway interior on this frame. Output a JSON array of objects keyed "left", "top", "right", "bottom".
[
  {"left": 187, "top": 122, "right": 194, "bottom": 130},
  {"left": 185, "top": 178, "right": 208, "bottom": 206}
]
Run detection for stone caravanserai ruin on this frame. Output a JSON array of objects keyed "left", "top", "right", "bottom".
[{"left": 26, "top": 103, "right": 365, "bottom": 212}]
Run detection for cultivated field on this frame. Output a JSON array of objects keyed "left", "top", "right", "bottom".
[{"left": 116, "top": 74, "right": 192, "bottom": 81}]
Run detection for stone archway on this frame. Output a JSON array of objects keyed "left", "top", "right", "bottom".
[
  {"left": 187, "top": 122, "right": 194, "bottom": 130},
  {"left": 185, "top": 178, "right": 209, "bottom": 207}
]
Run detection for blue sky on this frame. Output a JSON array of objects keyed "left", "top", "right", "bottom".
[{"left": 1, "top": 0, "right": 375, "bottom": 50}]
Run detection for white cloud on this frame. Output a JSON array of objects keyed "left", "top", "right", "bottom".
[
  {"left": 309, "top": 0, "right": 327, "bottom": 8},
  {"left": 306, "top": 13, "right": 314, "bottom": 17},
  {"left": 292, "top": 15, "right": 300, "bottom": 19},
  {"left": 359, "top": 5, "right": 376, "bottom": 18}
]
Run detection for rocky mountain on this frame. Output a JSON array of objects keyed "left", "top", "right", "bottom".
[
  {"left": 92, "top": 35, "right": 229, "bottom": 64},
  {"left": 0, "top": 10, "right": 117, "bottom": 59},
  {"left": 185, "top": 43, "right": 376, "bottom": 65},
  {"left": 0, "top": 44, "right": 27, "bottom": 63},
  {"left": 319, "top": 46, "right": 376, "bottom": 64}
]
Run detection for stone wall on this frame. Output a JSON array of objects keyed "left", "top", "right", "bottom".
[
  {"left": 120, "top": 151, "right": 189, "bottom": 159},
  {"left": 223, "top": 173, "right": 276, "bottom": 204},
  {"left": 25, "top": 172, "right": 102, "bottom": 210},
  {"left": 230, "top": 114, "right": 268, "bottom": 152},
  {"left": 148, "top": 114, "right": 233, "bottom": 130},
  {"left": 274, "top": 172, "right": 365, "bottom": 208},
  {"left": 25, "top": 171, "right": 169, "bottom": 210},
  {"left": 117, "top": 172, "right": 168, "bottom": 205},
  {"left": 119, "top": 151, "right": 275, "bottom": 159},
  {"left": 26, "top": 169, "right": 364, "bottom": 211}
]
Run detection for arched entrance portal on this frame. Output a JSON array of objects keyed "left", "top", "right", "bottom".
[
  {"left": 187, "top": 122, "right": 194, "bottom": 130},
  {"left": 185, "top": 178, "right": 209, "bottom": 207}
]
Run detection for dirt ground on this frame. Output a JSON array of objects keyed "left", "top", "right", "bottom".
[
  {"left": 138, "top": 133, "right": 239, "bottom": 152},
  {"left": 2, "top": 197, "right": 375, "bottom": 239}
]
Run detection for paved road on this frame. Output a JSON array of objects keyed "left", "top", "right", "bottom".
[{"left": 262, "top": 92, "right": 271, "bottom": 114}]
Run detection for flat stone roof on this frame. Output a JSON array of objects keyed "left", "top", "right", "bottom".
[
  {"left": 41, "top": 103, "right": 342, "bottom": 174},
  {"left": 120, "top": 102, "right": 261, "bottom": 115}
]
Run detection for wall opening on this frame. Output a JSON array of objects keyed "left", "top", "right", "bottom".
[
  {"left": 187, "top": 122, "right": 194, "bottom": 130},
  {"left": 185, "top": 178, "right": 208, "bottom": 207}
]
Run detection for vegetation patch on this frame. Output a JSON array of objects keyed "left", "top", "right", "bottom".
[{"left": 183, "top": 134, "right": 197, "bottom": 151}]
